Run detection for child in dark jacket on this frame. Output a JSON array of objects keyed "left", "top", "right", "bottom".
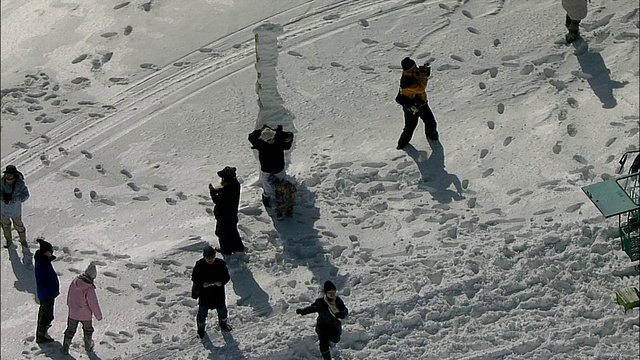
[
  {"left": 34, "top": 238, "right": 60, "bottom": 343},
  {"left": 296, "top": 281, "right": 348, "bottom": 360}
]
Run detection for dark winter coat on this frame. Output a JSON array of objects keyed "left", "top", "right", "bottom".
[
  {"left": 395, "top": 67, "right": 429, "bottom": 108},
  {"left": 210, "top": 180, "right": 240, "bottom": 223},
  {"left": 0, "top": 173, "right": 29, "bottom": 218},
  {"left": 191, "top": 258, "right": 231, "bottom": 310},
  {"left": 34, "top": 250, "right": 60, "bottom": 302},
  {"left": 248, "top": 128, "right": 293, "bottom": 173},
  {"left": 299, "top": 296, "right": 348, "bottom": 339}
]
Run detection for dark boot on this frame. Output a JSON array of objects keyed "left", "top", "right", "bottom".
[
  {"left": 83, "top": 337, "right": 94, "bottom": 352},
  {"left": 197, "top": 319, "right": 206, "bottom": 339},
  {"left": 18, "top": 231, "right": 28, "bottom": 247},
  {"left": 36, "top": 332, "right": 54, "bottom": 343},
  {"left": 62, "top": 336, "right": 72, "bottom": 354},
  {"left": 261, "top": 194, "right": 271, "bottom": 208},
  {"left": 565, "top": 17, "right": 581, "bottom": 43},
  {"left": 219, "top": 319, "right": 232, "bottom": 332},
  {"left": 321, "top": 350, "right": 332, "bottom": 360}
]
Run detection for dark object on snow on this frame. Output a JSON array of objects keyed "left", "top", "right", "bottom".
[{"left": 209, "top": 173, "right": 244, "bottom": 255}]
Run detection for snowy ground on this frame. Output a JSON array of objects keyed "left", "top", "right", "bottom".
[{"left": 1, "top": 0, "right": 639, "bottom": 359}]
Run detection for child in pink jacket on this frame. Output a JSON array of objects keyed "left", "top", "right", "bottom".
[{"left": 62, "top": 262, "right": 103, "bottom": 355}]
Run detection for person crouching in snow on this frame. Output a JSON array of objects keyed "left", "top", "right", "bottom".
[
  {"left": 268, "top": 173, "right": 296, "bottom": 220},
  {"left": 296, "top": 281, "right": 348, "bottom": 360},
  {"left": 209, "top": 166, "right": 245, "bottom": 255},
  {"left": 248, "top": 124, "right": 294, "bottom": 208},
  {"left": 62, "top": 262, "right": 102, "bottom": 354},
  {"left": 191, "top": 245, "right": 232, "bottom": 338}
]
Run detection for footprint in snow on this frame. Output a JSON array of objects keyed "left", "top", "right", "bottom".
[
  {"left": 558, "top": 109, "right": 568, "bottom": 121},
  {"left": 494, "top": 39, "right": 501, "bottom": 47},
  {"left": 74, "top": 188, "right": 83, "bottom": 199},
  {"left": 567, "top": 97, "right": 579, "bottom": 108},
  {"left": 497, "top": 103, "right": 505, "bottom": 114},
  {"left": 127, "top": 182, "right": 140, "bottom": 191},
  {"left": 393, "top": 42, "right": 410, "bottom": 48},
  {"left": 482, "top": 168, "right": 494, "bottom": 178},
  {"left": 566, "top": 203, "right": 583, "bottom": 213},
  {"left": 567, "top": 124, "right": 577, "bottom": 137},
  {"left": 14, "top": 142, "right": 30, "bottom": 150},
  {"left": 72, "top": 54, "right": 88, "bottom": 64},
  {"left": 166, "top": 198, "right": 177, "bottom": 205},
  {"left": 330, "top": 62, "right": 344, "bottom": 68},
  {"left": 307, "top": 66, "right": 321, "bottom": 71},
  {"left": 25, "top": 123, "right": 33, "bottom": 132},
  {"left": 101, "top": 32, "right": 118, "bottom": 38},
  {"left": 80, "top": 150, "right": 93, "bottom": 159},
  {"left": 487, "top": 121, "right": 495, "bottom": 129},
  {"left": 140, "top": 63, "right": 159, "bottom": 71},
  {"left": 100, "top": 199, "right": 115, "bottom": 206},
  {"left": 359, "top": 65, "right": 374, "bottom": 71},
  {"left": 359, "top": 19, "right": 369, "bottom": 27},
  {"left": 462, "top": 10, "right": 473, "bottom": 19},
  {"left": 90, "top": 191, "right": 99, "bottom": 200},
  {"left": 323, "top": 14, "right": 339, "bottom": 20},
  {"left": 437, "top": 64, "right": 461, "bottom": 71},
  {"left": 113, "top": 2, "right": 129, "bottom": 10},
  {"left": 479, "top": 82, "right": 486, "bottom": 90},
  {"left": 503, "top": 136, "right": 513, "bottom": 146},
  {"left": 520, "top": 64, "right": 534, "bottom": 75},
  {"left": 439, "top": 3, "right": 452, "bottom": 11},
  {"left": 64, "top": 170, "right": 80, "bottom": 177},
  {"left": 474, "top": 49, "right": 482, "bottom": 57},
  {"left": 124, "top": 25, "right": 133, "bottom": 36},
  {"left": 287, "top": 51, "right": 303, "bottom": 58},
  {"left": 96, "top": 164, "right": 106, "bottom": 174},
  {"left": 361, "top": 38, "right": 378, "bottom": 44},
  {"left": 133, "top": 196, "right": 150, "bottom": 201},
  {"left": 480, "top": 149, "right": 489, "bottom": 159},
  {"left": 154, "top": 184, "right": 168, "bottom": 191},
  {"left": 467, "top": 27, "right": 480, "bottom": 34},
  {"left": 605, "top": 137, "right": 616, "bottom": 147},
  {"left": 176, "top": 192, "right": 188, "bottom": 200},
  {"left": 103, "top": 271, "right": 118, "bottom": 278},
  {"left": 489, "top": 67, "right": 498, "bottom": 78},
  {"left": 450, "top": 55, "right": 464, "bottom": 62},
  {"left": 40, "top": 155, "right": 50, "bottom": 166},
  {"left": 553, "top": 141, "right": 562, "bottom": 154},
  {"left": 573, "top": 155, "right": 588, "bottom": 164},
  {"left": 120, "top": 169, "right": 133, "bottom": 178}
]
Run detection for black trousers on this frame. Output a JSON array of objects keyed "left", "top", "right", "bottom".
[
  {"left": 36, "top": 300, "right": 55, "bottom": 335},
  {"left": 398, "top": 103, "right": 438, "bottom": 148},
  {"left": 215, "top": 220, "right": 244, "bottom": 253}
]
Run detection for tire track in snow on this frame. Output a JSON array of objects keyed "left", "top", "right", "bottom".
[{"left": 1, "top": 0, "right": 429, "bottom": 184}]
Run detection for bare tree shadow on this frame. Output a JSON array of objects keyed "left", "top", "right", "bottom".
[
  {"left": 8, "top": 245, "right": 37, "bottom": 300},
  {"left": 573, "top": 41, "right": 628, "bottom": 109},
  {"left": 271, "top": 180, "right": 346, "bottom": 290},
  {"left": 403, "top": 142, "right": 464, "bottom": 204}
]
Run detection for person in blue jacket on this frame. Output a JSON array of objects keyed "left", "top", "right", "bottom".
[
  {"left": 296, "top": 281, "right": 349, "bottom": 360},
  {"left": 34, "top": 238, "right": 60, "bottom": 343},
  {"left": 1, "top": 165, "right": 30, "bottom": 248}
]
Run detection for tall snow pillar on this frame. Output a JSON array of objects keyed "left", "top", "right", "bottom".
[{"left": 252, "top": 23, "right": 293, "bottom": 130}]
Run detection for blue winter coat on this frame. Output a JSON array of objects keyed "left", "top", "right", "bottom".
[
  {"left": 0, "top": 174, "right": 30, "bottom": 218},
  {"left": 34, "top": 251, "right": 60, "bottom": 302}
]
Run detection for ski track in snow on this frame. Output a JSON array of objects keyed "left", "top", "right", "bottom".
[{"left": 2, "top": 0, "right": 639, "bottom": 359}]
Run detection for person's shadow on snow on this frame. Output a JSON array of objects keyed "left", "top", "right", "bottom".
[
  {"left": 202, "top": 331, "right": 246, "bottom": 359},
  {"left": 8, "top": 245, "right": 37, "bottom": 300},
  {"left": 271, "top": 180, "right": 346, "bottom": 289},
  {"left": 404, "top": 141, "right": 464, "bottom": 204},
  {"left": 574, "top": 41, "right": 628, "bottom": 109},
  {"left": 222, "top": 252, "right": 273, "bottom": 317}
]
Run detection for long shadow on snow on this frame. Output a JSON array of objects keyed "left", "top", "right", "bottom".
[
  {"left": 8, "top": 244, "right": 37, "bottom": 300},
  {"left": 574, "top": 41, "right": 628, "bottom": 109},
  {"left": 271, "top": 181, "right": 346, "bottom": 289},
  {"left": 403, "top": 142, "right": 464, "bottom": 204}
]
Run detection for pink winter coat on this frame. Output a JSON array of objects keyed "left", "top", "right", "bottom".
[{"left": 67, "top": 276, "right": 103, "bottom": 321}]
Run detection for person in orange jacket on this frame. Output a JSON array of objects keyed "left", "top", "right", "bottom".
[{"left": 394, "top": 57, "right": 439, "bottom": 149}]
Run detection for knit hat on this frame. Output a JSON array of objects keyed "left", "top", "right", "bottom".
[
  {"left": 217, "top": 166, "right": 237, "bottom": 181},
  {"left": 259, "top": 128, "right": 276, "bottom": 142},
  {"left": 36, "top": 238, "right": 53, "bottom": 253},
  {"left": 323, "top": 280, "right": 337, "bottom": 293},
  {"left": 401, "top": 57, "right": 416, "bottom": 71},
  {"left": 203, "top": 245, "right": 216, "bottom": 257},
  {"left": 3, "top": 165, "right": 18, "bottom": 175},
  {"left": 84, "top": 262, "right": 97, "bottom": 280}
]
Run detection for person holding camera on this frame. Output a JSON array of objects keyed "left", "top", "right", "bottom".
[
  {"left": 1, "top": 165, "right": 30, "bottom": 248},
  {"left": 248, "top": 125, "right": 294, "bottom": 208},
  {"left": 191, "top": 245, "right": 232, "bottom": 338},
  {"left": 209, "top": 166, "right": 245, "bottom": 255},
  {"left": 394, "top": 57, "right": 439, "bottom": 150}
]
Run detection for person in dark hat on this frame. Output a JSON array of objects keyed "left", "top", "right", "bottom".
[
  {"left": 209, "top": 166, "right": 245, "bottom": 255},
  {"left": 394, "top": 57, "right": 439, "bottom": 149},
  {"left": 34, "top": 238, "right": 60, "bottom": 343},
  {"left": 1, "top": 164, "right": 30, "bottom": 248},
  {"left": 296, "top": 281, "right": 349, "bottom": 360},
  {"left": 248, "top": 125, "right": 294, "bottom": 208},
  {"left": 62, "top": 262, "right": 103, "bottom": 354},
  {"left": 191, "top": 245, "right": 232, "bottom": 338}
]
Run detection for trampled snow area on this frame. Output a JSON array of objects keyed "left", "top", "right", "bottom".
[{"left": 1, "top": 0, "right": 639, "bottom": 359}]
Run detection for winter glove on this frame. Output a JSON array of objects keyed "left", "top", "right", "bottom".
[
  {"left": 422, "top": 64, "right": 431, "bottom": 77},
  {"left": 2, "top": 193, "right": 11, "bottom": 204},
  {"left": 276, "top": 125, "right": 283, "bottom": 132},
  {"left": 295, "top": 309, "right": 303, "bottom": 315}
]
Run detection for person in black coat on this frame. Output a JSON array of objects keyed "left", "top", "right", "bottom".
[
  {"left": 248, "top": 125, "right": 294, "bottom": 207},
  {"left": 296, "top": 281, "right": 349, "bottom": 360},
  {"left": 209, "top": 166, "right": 244, "bottom": 255},
  {"left": 191, "top": 246, "right": 232, "bottom": 338},
  {"left": 34, "top": 238, "right": 60, "bottom": 343}
]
